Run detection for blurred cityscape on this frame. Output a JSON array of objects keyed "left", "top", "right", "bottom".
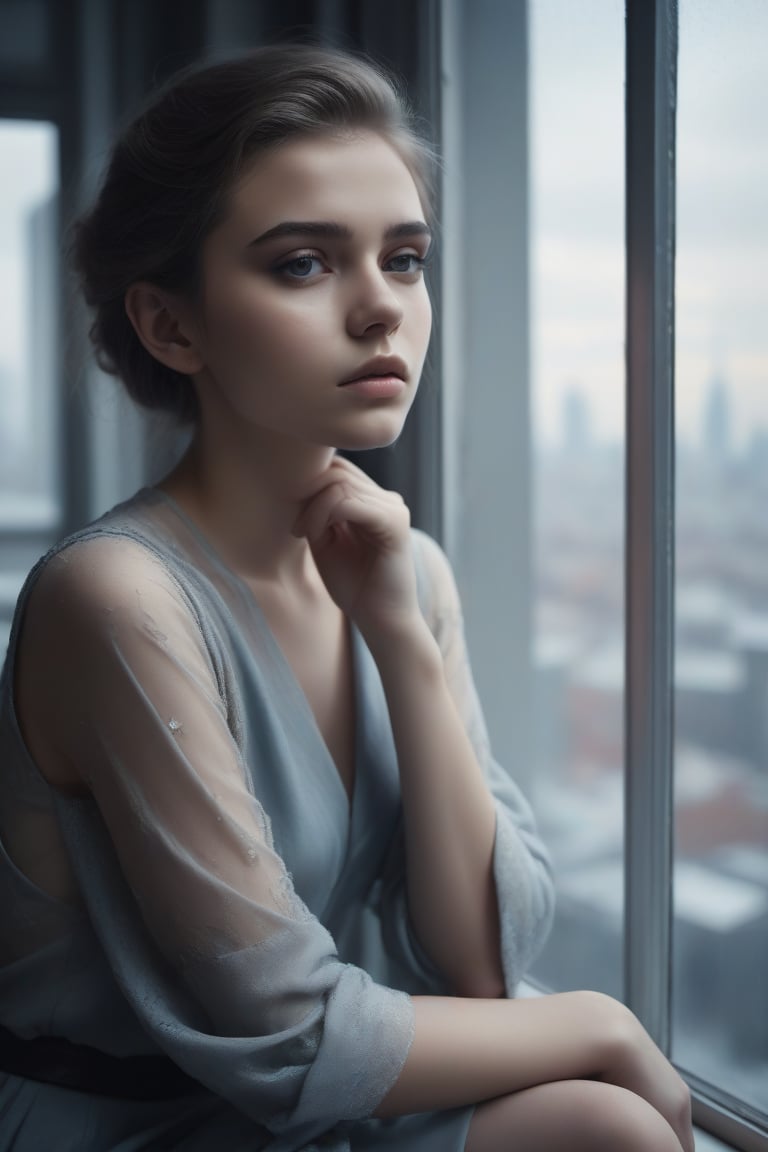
[
  {"left": 530, "top": 377, "right": 768, "bottom": 1110},
  {"left": 0, "top": 190, "right": 58, "bottom": 531}
]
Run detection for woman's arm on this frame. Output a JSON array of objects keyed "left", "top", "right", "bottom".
[
  {"left": 296, "top": 458, "right": 552, "bottom": 996},
  {"left": 366, "top": 616, "right": 504, "bottom": 997},
  {"left": 16, "top": 533, "right": 416, "bottom": 1139}
]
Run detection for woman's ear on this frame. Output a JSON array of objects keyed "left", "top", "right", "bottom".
[{"left": 124, "top": 283, "right": 205, "bottom": 376}]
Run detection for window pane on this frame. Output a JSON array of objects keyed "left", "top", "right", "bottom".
[
  {"left": 528, "top": 0, "right": 626, "bottom": 998},
  {"left": 0, "top": 120, "right": 60, "bottom": 529},
  {"left": 674, "top": 0, "right": 768, "bottom": 1116}
]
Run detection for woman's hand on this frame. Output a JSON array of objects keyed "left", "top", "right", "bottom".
[{"left": 292, "top": 456, "right": 422, "bottom": 644}]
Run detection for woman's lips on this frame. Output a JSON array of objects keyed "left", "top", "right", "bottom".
[{"left": 338, "top": 375, "right": 405, "bottom": 399}]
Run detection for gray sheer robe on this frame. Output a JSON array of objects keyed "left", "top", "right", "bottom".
[{"left": 0, "top": 488, "right": 554, "bottom": 1151}]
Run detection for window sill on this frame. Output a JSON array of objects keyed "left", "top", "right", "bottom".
[{"left": 695, "top": 1130, "right": 735, "bottom": 1152}]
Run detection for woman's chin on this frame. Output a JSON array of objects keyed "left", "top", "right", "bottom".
[
  {"left": 330, "top": 408, "right": 411, "bottom": 453},
  {"left": 333, "top": 427, "right": 406, "bottom": 453}
]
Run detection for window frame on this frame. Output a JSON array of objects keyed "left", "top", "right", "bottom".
[
  {"left": 625, "top": 3, "right": 766, "bottom": 1147},
  {"left": 624, "top": 0, "right": 676, "bottom": 1061},
  {"left": 0, "top": 0, "right": 73, "bottom": 635}
]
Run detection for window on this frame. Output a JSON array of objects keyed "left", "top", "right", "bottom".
[
  {"left": 0, "top": 119, "right": 60, "bottom": 531},
  {"left": 0, "top": 118, "right": 60, "bottom": 655},
  {"left": 528, "top": 0, "right": 626, "bottom": 1004},
  {"left": 441, "top": 1, "right": 767, "bottom": 1147},
  {"left": 673, "top": 0, "right": 768, "bottom": 1124}
]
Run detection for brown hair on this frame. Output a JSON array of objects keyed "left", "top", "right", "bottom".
[{"left": 69, "top": 44, "right": 436, "bottom": 424}]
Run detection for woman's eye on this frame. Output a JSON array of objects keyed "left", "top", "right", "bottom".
[
  {"left": 385, "top": 252, "right": 426, "bottom": 274},
  {"left": 276, "top": 254, "right": 326, "bottom": 280}
]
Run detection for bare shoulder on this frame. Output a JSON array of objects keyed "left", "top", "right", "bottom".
[
  {"left": 25, "top": 533, "right": 184, "bottom": 626},
  {"left": 14, "top": 534, "right": 195, "bottom": 790}
]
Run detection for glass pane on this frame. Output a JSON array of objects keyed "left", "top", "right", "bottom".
[
  {"left": 674, "top": 0, "right": 768, "bottom": 1116},
  {"left": 0, "top": 120, "right": 60, "bottom": 529},
  {"left": 528, "top": 0, "right": 626, "bottom": 998}
]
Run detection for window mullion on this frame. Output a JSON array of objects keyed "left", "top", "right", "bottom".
[{"left": 623, "top": 0, "right": 677, "bottom": 1053}]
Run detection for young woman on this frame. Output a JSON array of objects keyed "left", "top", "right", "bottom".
[{"left": 0, "top": 45, "right": 693, "bottom": 1152}]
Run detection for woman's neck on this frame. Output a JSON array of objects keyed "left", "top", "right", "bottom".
[{"left": 156, "top": 425, "right": 336, "bottom": 586}]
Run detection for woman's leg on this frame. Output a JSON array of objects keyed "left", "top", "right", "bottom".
[{"left": 465, "top": 1079, "right": 686, "bottom": 1152}]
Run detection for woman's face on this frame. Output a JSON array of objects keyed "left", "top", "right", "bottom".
[{"left": 190, "top": 130, "right": 433, "bottom": 451}]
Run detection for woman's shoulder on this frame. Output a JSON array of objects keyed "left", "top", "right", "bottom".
[
  {"left": 19, "top": 487, "right": 200, "bottom": 619},
  {"left": 7, "top": 492, "right": 211, "bottom": 707},
  {"left": 21, "top": 498, "right": 181, "bottom": 618},
  {"left": 31, "top": 529, "right": 184, "bottom": 624}
]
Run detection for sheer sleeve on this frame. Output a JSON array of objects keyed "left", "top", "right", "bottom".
[
  {"left": 385, "top": 529, "right": 555, "bottom": 995},
  {"left": 19, "top": 534, "right": 413, "bottom": 1141}
]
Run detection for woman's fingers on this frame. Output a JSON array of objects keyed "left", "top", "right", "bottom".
[
  {"left": 291, "top": 456, "right": 417, "bottom": 638},
  {"left": 294, "top": 455, "right": 377, "bottom": 506},
  {"left": 293, "top": 478, "right": 407, "bottom": 549}
]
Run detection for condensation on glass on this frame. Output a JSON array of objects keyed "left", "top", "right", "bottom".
[
  {"left": 674, "top": 0, "right": 768, "bottom": 1118},
  {"left": 0, "top": 119, "right": 60, "bottom": 531},
  {"left": 527, "top": 0, "right": 626, "bottom": 1000}
]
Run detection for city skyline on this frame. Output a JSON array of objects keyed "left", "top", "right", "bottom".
[
  {"left": 531, "top": 0, "right": 768, "bottom": 448},
  {"left": 552, "top": 370, "right": 768, "bottom": 456}
]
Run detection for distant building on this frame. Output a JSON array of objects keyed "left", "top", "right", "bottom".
[
  {"left": 0, "top": 364, "right": 15, "bottom": 474},
  {"left": 702, "top": 372, "right": 731, "bottom": 462},
  {"left": 676, "top": 582, "right": 736, "bottom": 648},
  {"left": 568, "top": 643, "right": 624, "bottom": 773},
  {"left": 747, "top": 426, "right": 768, "bottom": 475},
  {"left": 675, "top": 647, "right": 747, "bottom": 760},
  {"left": 24, "top": 192, "right": 58, "bottom": 502},
  {"left": 733, "top": 615, "right": 768, "bottom": 773},
  {"left": 562, "top": 385, "right": 592, "bottom": 454}
]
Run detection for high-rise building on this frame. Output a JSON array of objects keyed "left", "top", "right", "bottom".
[
  {"left": 702, "top": 371, "right": 731, "bottom": 462},
  {"left": 561, "top": 384, "right": 592, "bottom": 454}
]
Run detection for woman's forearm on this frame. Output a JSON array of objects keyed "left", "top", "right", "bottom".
[
  {"left": 375, "top": 991, "right": 619, "bottom": 1116},
  {"left": 376, "top": 991, "right": 694, "bottom": 1152},
  {"left": 368, "top": 619, "right": 504, "bottom": 997}
]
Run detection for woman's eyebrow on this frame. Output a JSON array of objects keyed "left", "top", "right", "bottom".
[
  {"left": 386, "top": 221, "right": 432, "bottom": 243},
  {"left": 248, "top": 220, "right": 432, "bottom": 246}
]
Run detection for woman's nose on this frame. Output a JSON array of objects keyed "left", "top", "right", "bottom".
[{"left": 345, "top": 266, "right": 404, "bottom": 338}]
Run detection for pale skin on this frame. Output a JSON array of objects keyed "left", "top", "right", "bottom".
[{"left": 77, "top": 130, "right": 692, "bottom": 1149}]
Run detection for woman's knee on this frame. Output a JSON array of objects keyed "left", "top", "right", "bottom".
[{"left": 465, "top": 1079, "right": 683, "bottom": 1152}]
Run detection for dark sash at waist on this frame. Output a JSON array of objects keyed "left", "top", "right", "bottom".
[{"left": 0, "top": 1023, "right": 204, "bottom": 1100}]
